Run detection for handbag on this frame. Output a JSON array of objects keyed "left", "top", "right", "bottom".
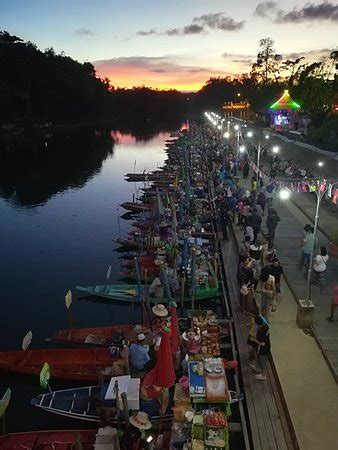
[{"left": 240, "top": 283, "right": 249, "bottom": 295}]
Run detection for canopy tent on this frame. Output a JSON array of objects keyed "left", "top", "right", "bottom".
[
  {"left": 270, "top": 90, "right": 301, "bottom": 111},
  {"left": 269, "top": 90, "right": 301, "bottom": 131}
]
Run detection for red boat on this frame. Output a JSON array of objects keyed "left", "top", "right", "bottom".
[
  {"left": 0, "top": 429, "right": 97, "bottom": 449},
  {"left": 0, "top": 347, "right": 129, "bottom": 382},
  {"left": 48, "top": 324, "right": 151, "bottom": 347}
]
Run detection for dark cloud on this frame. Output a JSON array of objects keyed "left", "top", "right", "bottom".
[
  {"left": 137, "top": 12, "right": 244, "bottom": 37},
  {"left": 182, "top": 24, "right": 205, "bottom": 34},
  {"left": 136, "top": 28, "right": 157, "bottom": 36},
  {"left": 255, "top": 2, "right": 338, "bottom": 23},
  {"left": 194, "top": 12, "right": 245, "bottom": 31},
  {"left": 75, "top": 28, "right": 96, "bottom": 35},
  {"left": 93, "top": 56, "right": 211, "bottom": 74},
  {"left": 283, "top": 48, "right": 333, "bottom": 59}
]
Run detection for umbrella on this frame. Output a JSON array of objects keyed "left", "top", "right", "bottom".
[
  {"left": 148, "top": 330, "right": 175, "bottom": 388},
  {"left": 170, "top": 306, "right": 180, "bottom": 353}
]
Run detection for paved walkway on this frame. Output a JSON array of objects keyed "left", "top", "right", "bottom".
[
  {"left": 232, "top": 214, "right": 338, "bottom": 449},
  {"left": 238, "top": 161, "right": 338, "bottom": 380}
]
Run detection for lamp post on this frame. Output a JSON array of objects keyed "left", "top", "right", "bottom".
[
  {"left": 280, "top": 169, "right": 338, "bottom": 328},
  {"left": 246, "top": 132, "right": 270, "bottom": 181}
]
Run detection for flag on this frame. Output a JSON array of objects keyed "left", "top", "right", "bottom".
[
  {"left": 65, "top": 289, "right": 72, "bottom": 310},
  {"left": 0, "top": 388, "right": 11, "bottom": 419},
  {"left": 106, "top": 265, "right": 112, "bottom": 280},
  {"left": 22, "top": 330, "right": 32, "bottom": 351},
  {"left": 40, "top": 362, "right": 51, "bottom": 389}
]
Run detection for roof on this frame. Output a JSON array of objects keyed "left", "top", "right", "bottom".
[{"left": 270, "top": 90, "right": 301, "bottom": 111}]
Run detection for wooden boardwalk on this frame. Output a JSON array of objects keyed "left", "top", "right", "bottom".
[
  {"left": 219, "top": 229, "right": 298, "bottom": 450},
  {"left": 270, "top": 198, "right": 338, "bottom": 382}
]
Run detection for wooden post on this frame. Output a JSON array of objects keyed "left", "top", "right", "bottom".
[
  {"left": 121, "top": 392, "right": 130, "bottom": 425},
  {"left": 180, "top": 275, "right": 186, "bottom": 308}
]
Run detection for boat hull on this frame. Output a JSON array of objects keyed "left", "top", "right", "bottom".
[{"left": 0, "top": 347, "right": 128, "bottom": 382}]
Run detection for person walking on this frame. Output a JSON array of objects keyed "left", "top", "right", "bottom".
[
  {"left": 299, "top": 225, "right": 315, "bottom": 270},
  {"left": 239, "top": 235, "right": 251, "bottom": 259},
  {"left": 266, "top": 208, "right": 280, "bottom": 243},
  {"left": 219, "top": 206, "right": 229, "bottom": 240}
]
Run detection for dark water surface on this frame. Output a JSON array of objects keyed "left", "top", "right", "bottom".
[{"left": 0, "top": 123, "right": 179, "bottom": 432}]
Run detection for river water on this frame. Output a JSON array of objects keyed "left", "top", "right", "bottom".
[{"left": 0, "top": 121, "right": 182, "bottom": 432}]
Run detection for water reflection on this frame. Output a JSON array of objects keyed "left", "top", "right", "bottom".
[{"left": 0, "top": 118, "right": 182, "bottom": 208}]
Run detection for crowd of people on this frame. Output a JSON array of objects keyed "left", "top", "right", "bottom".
[{"left": 209, "top": 136, "right": 336, "bottom": 381}]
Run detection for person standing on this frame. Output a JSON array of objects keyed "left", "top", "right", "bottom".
[
  {"left": 312, "top": 246, "right": 328, "bottom": 284},
  {"left": 248, "top": 315, "right": 271, "bottom": 381},
  {"left": 260, "top": 272, "right": 276, "bottom": 319},
  {"left": 266, "top": 208, "right": 280, "bottom": 243},
  {"left": 268, "top": 258, "right": 284, "bottom": 311},
  {"left": 299, "top": 225, "right": 315, "bottom": 270},
  {"left": 129, "top": 334, "right": 151, "bottom": 371},
  {"left": 243, "top": 159, "right": 249, "bottom": 179},
  {"left": 247, "top": 208, "right": 262, "bottom": 241}
]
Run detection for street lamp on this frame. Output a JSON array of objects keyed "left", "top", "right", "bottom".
[
  {"left": 280, "top": 179, "right": 337, "bottom": 311},
  {"left": 272, "top": 146, "right": 279, "bottom": 154},
  {"left": 247, "top": 131, "right": 253, "bottom": 138},
  {"left": 279, "top": 189, "right": 290, "bottom": 200},
  {"left": 246, "top": 132, "right": 271, "bottom": 181},
  {"left": 239, "top": 145, "right": 246, "bottom": 153},
  {"left": 318, "top": 161, "right": 324, "bottom": 167}
]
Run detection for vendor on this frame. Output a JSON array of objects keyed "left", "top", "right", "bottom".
[
  {"left": 182, "top": 329, "right": 201, "bottom": 355},
  {"left": 120, "top": 411, "right": 152, "bottom": 450},
  {"left": 129, "top": 334, "right": 152, "bottom": 371},
  {"left": 151, "top": 304, "right": 168, "bottom": 349}
]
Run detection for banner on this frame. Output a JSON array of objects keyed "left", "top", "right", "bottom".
[
  {"left": 40, "top": 362, "right": 51, "bottom": 389},
  {"left": 65, "top": 289, "right": 72, "bottom": 310},
  {"left": 0, "top": 388, "right": 11, "bottom": 419}
]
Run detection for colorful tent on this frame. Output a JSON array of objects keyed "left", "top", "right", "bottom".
[{"left": 270, "top": 90, "right": 301, "bottom": 111}]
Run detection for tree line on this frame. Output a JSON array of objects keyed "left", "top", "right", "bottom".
[{"left": 0, "top": 31, "right": 337, "bottom": 149}]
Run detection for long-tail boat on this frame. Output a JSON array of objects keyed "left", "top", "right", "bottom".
[
  {"left": 76, "top": 283, "right": 220, "bottom": 304},
  {"left": 0, "top": 347, "right": 129, "bottom": 382},
  {"left": 0, "top": 429, "right": 98, "bottom": 449},
  {"left": 47, "top": 324, "right": 150, "bottom": 348}
]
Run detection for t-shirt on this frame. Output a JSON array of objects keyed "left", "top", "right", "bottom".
[
  {"left": 129, "top": 343, "right": 150, "bottom": 370},
  {"left": 302, "top": 233, "right": 315, "bottom": 254},
  {"left": 313, "top": 254, "right": 328, "bottom": 272},
  {"left": 269, "top": 265, "right": 284, "bottom": 284}
]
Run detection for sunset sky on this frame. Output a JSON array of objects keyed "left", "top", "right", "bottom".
[{"left": 1, "top": 0, "right": 337, "bottom": 91}]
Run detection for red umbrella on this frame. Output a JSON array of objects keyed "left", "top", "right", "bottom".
[
  {"left": 170, "top": 305, "right": 180, "bottom": 353},
  {"left": 149, "top": 330, "right": 175, "bottom": 388}
]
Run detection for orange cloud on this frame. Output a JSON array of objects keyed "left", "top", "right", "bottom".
[{"left": 94, "top": 56, "right": 226, "bottom": 91}]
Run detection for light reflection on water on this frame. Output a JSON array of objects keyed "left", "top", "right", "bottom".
[{"left": 0, "top": 125, "right": 176, "bottom": 431}]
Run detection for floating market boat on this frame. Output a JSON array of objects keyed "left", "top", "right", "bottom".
[
  {"left": 31, "top": 376, "right": 144, "bottom": 423},
  {"left": 48, "top": 324, "right": 150, "bottom": 348},
  {"left": 120, "top": 202, "right": 154, "bottom": 213},
  {"left": 114, "top": 237, "right": 163, "bottom": 250},
  {"left": 76, "top": 283, "right": 220, "bottom": 304},
  {"left": 0, "top": 347, "right": 129, "bottom": 382},
  {"left": 0, "top": 429, "right": 98, "bottom": 449}
]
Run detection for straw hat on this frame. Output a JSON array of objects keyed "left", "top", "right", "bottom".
[
  {"left": 159, "top": 221, "right": 169, "bottom": 228},
  {"left": 152, "top": 304, "right": 168, "bottom": 317},
  {"left": 137, "top": 333, "right": 146, "bottom": 341},
  {"left": 129, "top": 411, "right": 152, "bottom": 430},
  {"left": 182, "top": 330, "right": 200, "bottom": 342}
]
